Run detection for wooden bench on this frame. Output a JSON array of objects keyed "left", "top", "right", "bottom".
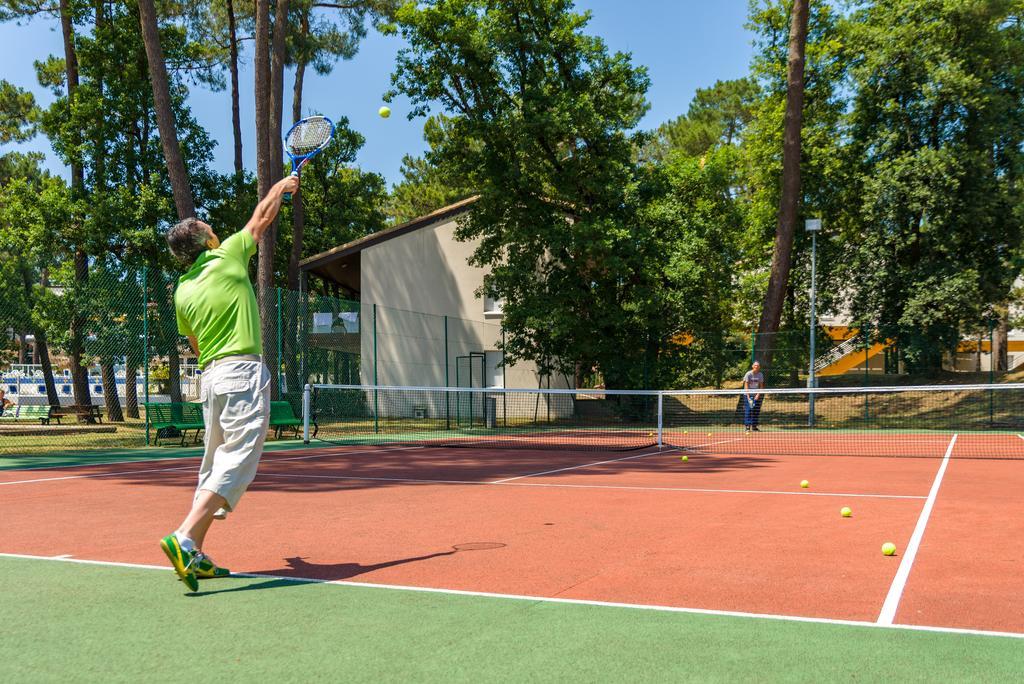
[
  {"left": 144, "top": 403, "right": 205, "bottom": 446},
  {"left": 51, "top": 404, "right": 104, "bottom": 424},
  {"left": 0, "top": 405, "right": 54, "bottom": 425},
  {"left": 269, "top": 400, "right": 314, "bottom": 439}
]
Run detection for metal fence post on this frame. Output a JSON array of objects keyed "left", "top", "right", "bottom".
[
  {"left": 373, "top": 303, "right": 379, "bottom": 433},
  {"left": 302, "top": 383, "right": 311, "bottom": 444},
  {"left": 143, "top": 266, "right": 150, "bottom": 446},
  {"left": 444, "top": 315, "right": 450, "bottom": 429},
  {"left": 276, "top": 287, "right": 283, "bottom": 394}
]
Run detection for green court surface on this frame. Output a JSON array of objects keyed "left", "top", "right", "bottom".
[{"left": 1, "top": 556, "right": 1021, "bottom": 682}]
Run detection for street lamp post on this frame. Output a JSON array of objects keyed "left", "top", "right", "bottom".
[{"left": 806, "top": 218, "right": 821, "bottom": 427}]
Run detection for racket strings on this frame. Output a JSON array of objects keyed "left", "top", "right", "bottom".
[{"left": 286, "top": 117, "right": 332, "bottom": 156}]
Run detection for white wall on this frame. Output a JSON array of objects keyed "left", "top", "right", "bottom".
[{"left": 358, "top": 213, "right": 569, "bottom": 390}]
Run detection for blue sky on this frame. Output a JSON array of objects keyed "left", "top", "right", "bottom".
[{"left": 0, "top": 1, "right": 755, "bottom": 187}]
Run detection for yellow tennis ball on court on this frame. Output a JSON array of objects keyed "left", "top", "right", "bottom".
[
  {"left": 840, "top": 507, "right": 852, "bottom": 518},
  {"left": 881, "top": 542, "right": 897, "bottom": 556},
  {"left": 378, "top": 105, "right": 391, "bottom": 118},
  {"left": 800, "top": 480, "right": 810, "bottom": 488},
  {"left": 707, "top": 433, "right": 713, "bottom": 437},
  {"left": 648, "top": 432, "right": 654, "bottom": 437},
  {"left": 680, "top": 455, "right": 688, "bottom": 462}
]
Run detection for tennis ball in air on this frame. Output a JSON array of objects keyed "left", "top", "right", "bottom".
[
  {"left": 840, "top": 507, "right": 852, "bottom": 518},
  {"left": 378, "top": 105, "right": 391, "bottom": 118},
  {"left": 800, "top": 480, "right": 810, "bottom": 488},
  {"left": 881, "top": 542, "right": 897, "bottom": 556}
]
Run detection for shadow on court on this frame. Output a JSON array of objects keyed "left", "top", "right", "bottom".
[
  {"left": 189, "top": 544, "right": 505, "bottom": 596},
  {"left": 37, "top": 447, "right": 778, "bottom": 495}
]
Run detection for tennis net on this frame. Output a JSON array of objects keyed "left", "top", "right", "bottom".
[{"left": 302, "top": 383, "right": 1024, "bottom": 458}]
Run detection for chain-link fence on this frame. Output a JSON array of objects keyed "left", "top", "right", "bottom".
[{"left": 0, "top": 264, "right": 1008, "bottom": 457}]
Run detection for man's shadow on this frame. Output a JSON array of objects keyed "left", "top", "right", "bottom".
[{"left": 189, "top": 544, "right": 504, "bottom": 597}]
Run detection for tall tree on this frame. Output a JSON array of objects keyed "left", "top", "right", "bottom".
[
  {"left": 227, "top": 0, "right": 243, "bottom": 175},
  {"left": 840, "top": 0, "right": 1024, "bottom": 372},
  {"left": 0, "top": 156, "right": 62, "bottom": 406},
  {"left": 0, "top": 80, "right": 37, "bottom": 143},
  {"left": 387, "top": 115, "right": 473, "bottom": 224},
  {"left": 754, "top": 0, "right": 809, "bottom": 366},
  {"left": 391, "top": 0, "right": 696, "bottom": 388},
  {"left": 642, "top": 78, "right": 759, "bottom": 161},
  {"left": 138, "top": 0, "right": 196, "bottom": 220},
  {"left": 57, "top": 0, "right": 94, "bottom": 408}
]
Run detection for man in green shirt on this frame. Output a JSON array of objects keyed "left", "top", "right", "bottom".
[{"left": 159, "top": 175, "right": 298, "bottom": 592}]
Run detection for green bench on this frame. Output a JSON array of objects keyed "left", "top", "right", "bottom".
[
  {"left": 0, "top": 405, "right": 54, "bottom": 425},
  {"left": 270, "top": 400, "right": 314, "bottom": 439},
  {"left": 144, "top": 403, "right": 205, "bottom": 446}
]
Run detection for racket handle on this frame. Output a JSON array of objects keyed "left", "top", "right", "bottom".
[{"left": 284, "top": 170, "right": 299, "bottom": 202}]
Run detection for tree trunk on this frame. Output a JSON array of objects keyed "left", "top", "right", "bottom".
[
  {"left": 20, "top": 269, "right": 59, "bottom": 406},
  {"left": 101, "top": 361, "right": 124, "bottom": 422},
  {"left": 227, "top": 0, "right": 243, "bottom": 177},
  {"left": 35, "top": 330, "right": 60, "bottom": 407},
  {"left": 975, "top": 332, "right": 982, "bottom": 373},
  {"left": 258, "top": 0, "right": 290, "bottom": 401},
  {"left": 69, "top": 248, "right": 92, "bottom": 409},
  {"left": 994, "top": 313, "right": 1009, "bottom": 373},
  {"left": 154, "top": 273, "right": 184, "bottom": 404},
  {"left": 755, "top": 0, "right": 809, "bottom": 368},
  {"left": 167, "top": 347, "right": 183, "bottom": 404},
  {"left": 59, "top": 0, "right": 90, "bottom": 410},
  {"left": 124, "top": 362, "right": 139, "bottom": 419},
  {"left": 138, "top": 0, "right": 196, "bottom": 219},
  {"left": 288, "top": 11, "right": 309, "bottom": 293},
  {"left": 284, "top": 14, "right": 309, "bottom": 396}
]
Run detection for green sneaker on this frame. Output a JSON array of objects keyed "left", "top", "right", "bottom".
[
  {"left": 194, "top": 552, "right": 230, "bottom": 579},
  {"left": 159, "top": 534, "right": 199, "bottom": 592}
]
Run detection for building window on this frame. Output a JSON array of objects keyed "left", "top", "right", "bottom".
[
  {"left": 485, "top": 351, "right": 504, "bottom": 388},
  {"left": 484, "top": 295, "right": 503, "bottom": 316}
]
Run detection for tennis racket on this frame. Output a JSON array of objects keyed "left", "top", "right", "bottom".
[{"left": 283, "top": 115, "right": 335, "bottom": 200}]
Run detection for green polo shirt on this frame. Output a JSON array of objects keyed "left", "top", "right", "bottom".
[{"left": 175, "top": 230, "right": 262, "bottom": 368}]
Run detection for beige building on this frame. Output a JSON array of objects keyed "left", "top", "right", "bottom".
[{"left": 300, "top": 197, "right": 570, "bottom": 394}]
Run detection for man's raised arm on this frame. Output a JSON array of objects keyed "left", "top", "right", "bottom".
[{"left": 244, "top": 176, "right": 300, "bottom": 243}]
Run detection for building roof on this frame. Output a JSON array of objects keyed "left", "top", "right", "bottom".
[{"left": 299, "top": 195, "right": 479, "bottom": 275}]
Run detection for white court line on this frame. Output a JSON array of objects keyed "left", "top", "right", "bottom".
[
  {"left": 491, "top": 437, "right": 746, "bottom": 484},
  {"left": 0, "top": 445, "right": 424, "bottom": 487},
  {"left": 490, "top": 447, "right": 674, "bottom": 483},
  {"left": 0, "top": 552, "right": 1019, "bottom": 640},
  {"left": 876, "top": 434, "right": 957, "bottom": 625},
  {"left": 255, "top": 470, "right": 926, "bottom": 500}
]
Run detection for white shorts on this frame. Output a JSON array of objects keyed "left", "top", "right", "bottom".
[{"left": 196, "top": 359, "right": 271, "bottom": 511}]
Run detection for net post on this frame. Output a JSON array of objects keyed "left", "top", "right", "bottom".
[
  {"left": 989, "top": 318, "right": 995, "bottom": 425},
  {"left": 656, "top": 392, "right": 664, "bottom": 449},
  {"left": 302, "top": 383, "right": 311, "bottom": 444}
]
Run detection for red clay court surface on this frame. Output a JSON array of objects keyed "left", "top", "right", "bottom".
[{"left": 1, "top": 433, "right": 1022, "bottom": 636}]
